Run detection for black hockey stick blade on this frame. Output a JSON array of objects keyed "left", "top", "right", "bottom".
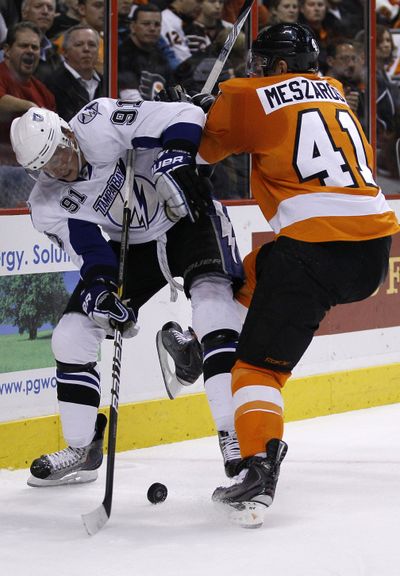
[{"left": 82, "top": 502, "right": 109, "bottom": 535}]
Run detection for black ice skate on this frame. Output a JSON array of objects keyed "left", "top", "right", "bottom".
[
  {"left": 212, "top": 438, "right": 288, "bottom": 528},
  {"left": 218, "top": 430, "right": 242, "bottom": 478},
  {"left": 27, "top": 413, "right": 107, "bottom": 487},
  {"left": 156, "top": 321, "right": 203, "bottom": 399}
]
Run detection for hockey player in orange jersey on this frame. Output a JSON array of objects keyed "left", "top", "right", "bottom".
[{"left": 198, "top": 22, "right": 400, "bottom": 527}]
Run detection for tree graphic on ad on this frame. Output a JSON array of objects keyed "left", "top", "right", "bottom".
[{"left": 0, "top": 273, "right": 70, "bottom": 372}]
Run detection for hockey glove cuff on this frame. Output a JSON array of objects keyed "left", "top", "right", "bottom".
[
  {"left": 155, "top": 85, "right": 192, "bottom": 104},
  {"left": 191, "top": 93, "right": 215, "bottom": 113},
  {"left": 80, "top": 279, "right": 138, "bottom": 339},
  {"left": 155, "top": 85, "right": 214, "bottom": 114},
  {"left": 152, "top": 149, "right": 213, "bottom": 222}
]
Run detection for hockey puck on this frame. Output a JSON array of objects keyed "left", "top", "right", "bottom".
[{"left": 147, "top": 482, "right": 168, "bottom": 504}]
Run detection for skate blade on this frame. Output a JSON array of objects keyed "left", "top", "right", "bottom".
[
  {"left": 27, "top": 469, "right": 98, "bottom": 487},
  {"left": 214, "top": 500, "right": 266, "bottom": 529},
  {"left": 156, "top": 330, "right": 190, "bottom": 399}
]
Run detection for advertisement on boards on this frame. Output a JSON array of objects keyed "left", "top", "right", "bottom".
[{"left": 1, "top": 205, "right": 400, "bottom": 422}]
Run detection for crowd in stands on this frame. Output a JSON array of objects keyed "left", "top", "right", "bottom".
[{"left": 0, "top": 0, "right": 400, "bottom": 207}]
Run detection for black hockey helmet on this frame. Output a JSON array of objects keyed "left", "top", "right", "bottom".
[{"left": 247, "top": 23, "right": 320, "bottom": 76}]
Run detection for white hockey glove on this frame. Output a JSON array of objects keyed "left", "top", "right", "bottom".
[
  {"left": 152, "top": 149, "right": 213, "bottom": 222},
  {"left": 80, "top": 279, "right": 138, "bottom": 338}
]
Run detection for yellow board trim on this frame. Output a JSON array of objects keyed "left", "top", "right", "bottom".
[{"left": 2, "top": 363, "right": 400, "bottom": 469}]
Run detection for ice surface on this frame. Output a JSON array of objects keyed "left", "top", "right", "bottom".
[{"left": 1, "top": 404, "right": 400, "bottom": 576}]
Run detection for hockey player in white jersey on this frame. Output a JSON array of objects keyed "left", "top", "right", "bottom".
[{"left": 10, "top": 98, "right": 243, "bottom": 486}]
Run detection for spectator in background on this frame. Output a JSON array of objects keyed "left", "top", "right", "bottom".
[
  {"left": 175, "top": 24, "right": 247, "bottom": 95},
  {"left": 324, "top": 0, "right": 360, "bottom": 39},
  {"left": 386, "top": 28, "right": 400, "bottom": 81},
  {"left": 343, "top": 0, "right": 364, "bottom": 35},
  {"left": 225, "top": 0, "right": 269, "bottom": 29},
  {"left": 0, "top": 22, "right": 55, "bottom": 119},
  {"left": 48, "top": 0, "right": 81, "bottom": 39},
  {"left": 118, "top": 0, "right": 133, "bottom": 45},
  {"left": 355, "top": 25, "right": 400, "bottom": 191},
  {"left": 0, "top": 12, "right": 7, "bottom": 44},
  {"left": 150, "top": 0, "right": 169, "bottom": 8},
  {"left": 77, "top": 0, "right": 104, "bottom": 32},
  {"left": 376, "top": 0, "right": 400, "bottom": 27},
  {"left": 161, "top": 0, "right": 202, "bottom": 67},
  {"left": 184, "top": 0, "right": 232, "bottom": 55},
  {"left": 53, "top": 0, "right": 104, "bottom": 73},
  {"left": 20, "top": 0, "right": 62, "bottom": 83},
  {"left": 0, "top": 21, "right": 56, "bottom": 207},
  {"left": 298, "top": 0, "right": 329, "bottom": 73},
  {"left": 393, "top": 4, "right": 400, "bottom": 29},
  {"left": 45, "top": 24, "right": 102, "bottom": 121},
  {"left": 375, "top": 25, "right": 400, "bottom": 182},
  {"left": 326, "top": 37, "right": 365, "bottom": 124},
  {"left": 0, "top": 0, "right": 21, "bottom": 33},
  {"left": 119, "top": 4, "right": 173, "bottom": 101},
  {"left": 77, "top": 0, "right": 104, "bottom": 72},
  {"left": 267, "top": 0, "right": 299, "bottom": 26}
]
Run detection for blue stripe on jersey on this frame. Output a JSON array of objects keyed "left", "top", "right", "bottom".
[
  {"left": 162, "top": 122, "right": 203, "bottom": 148},
  {"left": 131, "top": 136, "right": 162, "bottom": 149},
  {"left": 68, "top": 219, "right": 118, "bottom": 281}
]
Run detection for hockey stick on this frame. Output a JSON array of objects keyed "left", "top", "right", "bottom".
[
  {"left": 82, "top": 148, "right": 135, "bottom": 536},
  {"left": 200, "top": 0, "right": 256, "bottom": 95}
]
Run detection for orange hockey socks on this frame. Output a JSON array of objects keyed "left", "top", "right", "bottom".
[{"left": 232, "top": 360, "right": 290, "bottom": 458}]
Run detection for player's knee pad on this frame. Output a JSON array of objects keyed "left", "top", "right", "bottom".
[
  {"left": 56, "top": 360, "right": 101, "bottom": 409},
  {"left": 202, "top": 329, "right": 239, "bottom": 351},
  {"left": 52, "top": 312, "right": 105, "bottom": 365},
  {"left": 190, "top": 275, "right": 242, "bottom": 341},
  {"left": 202, "top": 329, "right": 239, "bottom": 382},
  {"left": 52, "top": 313, "right": 103, "bottom": 409}
]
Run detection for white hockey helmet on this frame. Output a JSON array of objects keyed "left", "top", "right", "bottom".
[{"left": 10, "top": 107, "right": 72, "bottom": 172}]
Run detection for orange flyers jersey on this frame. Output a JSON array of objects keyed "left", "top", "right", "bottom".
[{"left": 199, "top": 74, "right": 400, "bottom": 242}]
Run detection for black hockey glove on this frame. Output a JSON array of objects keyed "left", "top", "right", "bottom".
[
  {"left": 80, "top": 278, "right": 138, "bottom": 338},
  {"left": 155, "top": 84, "right": 192, "bottom": 104},
  {"left": 152, "top": 149, "right": 213, "bottom": 222},
  {"left": 191, "top": 93, "right": 215, "bottom": 113},
  {"left": 155, "top": 84, "right": 215, "bottom": 114}
]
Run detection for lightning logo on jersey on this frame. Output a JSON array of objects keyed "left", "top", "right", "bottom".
[
  {"left": 131, "top": 180, "right": 151, "bottom": 230},
  {"left": 78, "top": 101, "right": 101, "bottom": 124},
  {"left": 214, "top": 200, "right": 239, "bottom": 263},
  {"left": 92, "top": 159, "right": 159, "bottom": 231}
]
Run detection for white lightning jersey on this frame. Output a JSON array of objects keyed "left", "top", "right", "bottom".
[{"left": 28, "top": 97, "right": 205, "bottom": 280}]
